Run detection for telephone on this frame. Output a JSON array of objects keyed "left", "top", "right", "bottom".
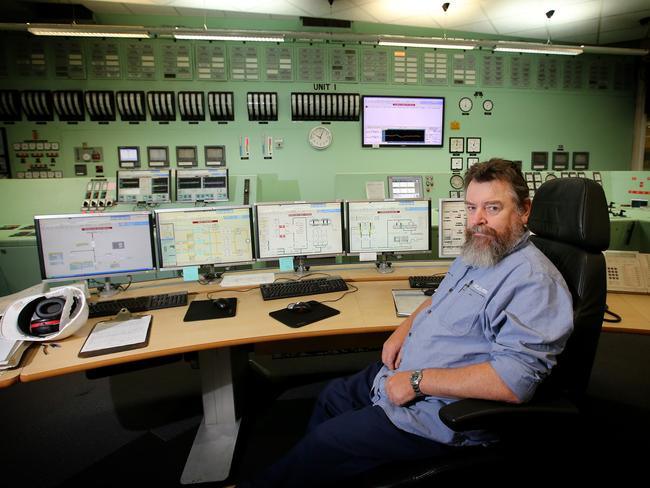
[{"left": 604, "top": 250, "right": 650, "bottom": 293}]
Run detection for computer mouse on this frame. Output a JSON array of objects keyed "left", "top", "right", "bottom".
[
  {"left": 287, "top": 301, "right": 312, "bottom": 314},
  {"left": 212, "top": 298, "right": 231, "bottom": 311}
]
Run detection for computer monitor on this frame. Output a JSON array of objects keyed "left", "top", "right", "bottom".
[
  {"left": 34, "top": 211, "right": 156, "bottom": 295},
  {"left": 438, "top": 198, "right": 467, "bottom": 259},
  {"left": 116, "top": 169, "right": 172, "bottom": 204},
  {"left": 175, "top": 168, "right": 229, "bottom": 203},
  {"left": 346, "top": 199, "right": 432, "bottom": 273},
  {"left": 155, "top": 206, "right": 254, "bottom": 281},
  {"left": 254, "top": 201, "right": 345, "bottom": 274}
]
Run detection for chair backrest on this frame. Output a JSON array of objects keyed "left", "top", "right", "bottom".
[{"left": 528, "top": 177, "right": 610, "bottom": 403}]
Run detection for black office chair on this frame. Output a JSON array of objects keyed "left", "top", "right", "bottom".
[{"left": 361, "top": 177, "right": 610, "bottom": 486}]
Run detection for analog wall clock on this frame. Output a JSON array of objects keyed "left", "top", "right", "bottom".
[{"left": 308, "top": 126, "right": 332, "bottom": 150}]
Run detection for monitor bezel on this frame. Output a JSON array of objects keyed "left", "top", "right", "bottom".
[
  {"left": 361, "top": 95, "right": 445, "bottom": 148},
  {"left": 254, "top": 200, "right": 346, "bottom": 260},
  {"left": 116, "top": 169, "right": 172, "bottom": 204},
  {"left": 34, "top": 211, "right": 157, "bottom": 282},
  {"left": 154, "top": 205, "right": 256, "bottom": 270},
  {"left": 345, "top": 198, "right": 432, "bottom": 255}
]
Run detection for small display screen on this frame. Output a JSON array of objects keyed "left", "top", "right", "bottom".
[
  {"left": 177, "top": 147, "right": 197, "bottom": 160},
  {"left": 118, "top": 147, "right": 139, "bottom": 163},
  {"left": 206, "top": 147, "right": 223, "bottom": 160},
  {"left": 147, "top": 147, "right": 168, "bottom": 163}
]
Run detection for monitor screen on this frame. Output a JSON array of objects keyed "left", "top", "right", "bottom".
[
  {"left": 118, "top": 146, "right": 140, "bottom": 168},
  {"left": 362, "top": 96, "right": 444, "bottom": 147},
  {"left": 255, "top": 201, "right": 345, "bottom": 259},
  {"left": 34, "top": 211, "right": 156, "bottom": 281},
  {"left": 155, "top": 206, "right": 254, "bottom": 269},
  {"left": 116, "top": 169, "right": 171, "bottom": 204},
  {"left": 176, "top": 168, "right": 228, "bottom": 203},
  {"left": 346, "top": 199, "right": 431, "bottom": 254},
  {"left": 147, "top": 146, "right": 169, "bottom": 166}
]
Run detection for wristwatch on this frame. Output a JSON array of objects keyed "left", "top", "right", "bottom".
[{"left": 410, "top": 369, "right": 424, "bottom": 397}]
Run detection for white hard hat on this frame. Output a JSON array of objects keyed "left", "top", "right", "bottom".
[{"left": 0, "top": 285, "right": 89, "bottom": 342}]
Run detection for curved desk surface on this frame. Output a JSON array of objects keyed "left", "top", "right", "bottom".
[{"left": 16, "top": 261, "right": 650, "bottom": 384}]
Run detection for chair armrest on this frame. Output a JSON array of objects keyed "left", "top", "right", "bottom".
[{"left": 439, "top": 397, "right": 579, "bottom": 432}]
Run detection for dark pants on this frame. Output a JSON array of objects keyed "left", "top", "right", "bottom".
[{"left": 238, "top": 361, "right": 449, "bottom": 487}]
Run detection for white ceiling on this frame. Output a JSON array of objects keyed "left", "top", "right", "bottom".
[{"left": 16, "top": 0, "right": 650, "bottom": 46}]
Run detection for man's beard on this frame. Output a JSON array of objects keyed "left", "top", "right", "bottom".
[{"left": 460, "top": 221, "right": 526, "bottom": 268}]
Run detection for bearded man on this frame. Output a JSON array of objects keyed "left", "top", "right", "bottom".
[{"left": 239, "top": 158, "right": 573, "bottom": 488}]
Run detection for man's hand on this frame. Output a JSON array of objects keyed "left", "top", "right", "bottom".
[
  {"left": 381, "top": 332, "right": 405, "bottom": 370},
  {"left": 385, "top": 371, "right": 417, "bottom": 406}
]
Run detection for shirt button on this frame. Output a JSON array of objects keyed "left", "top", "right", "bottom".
[
  {"left": 448, "top": 288, "right": 453, "bottom": 292},
  {"left": 426, "top": 310, "right": 431, "bottom": 314},
  {"left": 408, "top": 332, "right": 412, "bottom": 336}
]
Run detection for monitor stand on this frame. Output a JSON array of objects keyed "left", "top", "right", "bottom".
[
  {"left": 199, "top": 264, "right": 223, "bottom": 284},
  {"left": 293, "top": 256, "right": 310, "bottom": 277},
  {"left": 96, "top": 277, "right": 120, "bottom": 298},
  {"left": 375, "top": 252, "right": 395, "bottom": 274}
]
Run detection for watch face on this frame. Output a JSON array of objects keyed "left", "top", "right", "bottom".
[
  {"left": 309, "top": 126, "right": 332, "bottom": 150},
  {"left": 459, "top": 97, "right": 473, "bottom": 113}
]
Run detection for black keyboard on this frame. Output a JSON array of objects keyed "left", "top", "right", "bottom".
[
  {"left": 408, "top": 275, "right": 445, "bottom": 289},
  {"left": 260, "top": 276, "right": 348, "bottom": 301},
  {"left": 88, "top": 291, "right": 188, "bottom": 318}
]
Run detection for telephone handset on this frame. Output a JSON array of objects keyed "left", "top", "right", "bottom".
[{"left": 604, "top": 250, "right": 650, "bottom": 293}]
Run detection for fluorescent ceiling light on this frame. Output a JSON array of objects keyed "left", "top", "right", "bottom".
[
  {"left": 173, "top": 33, "right": 284, "bottom": 42},
  {"left": 28, "top": 24, "right": 149, "bottom": 38},
  {"left": 378, "top": 36, "right": 476, "bottom": 50},
  {"left": 494, "top": 42, "right": 582, "bottom": 56}
]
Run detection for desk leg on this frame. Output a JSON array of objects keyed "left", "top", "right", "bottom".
[{"left": 181, "top": 347, "right": 240, "bottom": 484}]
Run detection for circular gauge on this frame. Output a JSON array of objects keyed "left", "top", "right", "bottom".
[
  {"left": 308, "top": 126, "right": 332, "bottom": 150},
  {"left": 459, "top": 97, "right": 473, "bottom": 113},
  {"left": 450, "top": 174, "right": 464, "bottom": 190},
  {"left": 545, "top": 173, "right": 557, "bottom": 182},
  {"left": 482, "top": 99, "right": 494, "bottom": 112}
]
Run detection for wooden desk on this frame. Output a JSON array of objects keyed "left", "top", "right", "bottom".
[
  {"left": 18, "top": 262, "right": 444, "bottom": 484},
  {"left": 15, "top": 262, "right": 650, "bottom": 482}
]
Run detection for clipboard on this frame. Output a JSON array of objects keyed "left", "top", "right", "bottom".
[
  {"left": 391, "top": 289, "right": 429, "bottom": 317},
  {"left": 269, "top": 301, "right": 339, "bottom": 328},
  {"left": 78, "top": 309, "right": 152, "bottom": 358}
]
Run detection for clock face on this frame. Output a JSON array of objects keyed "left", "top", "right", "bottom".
[
  {"left": 308, "top": 126, "right": 332, "bottom": 150},
  {"left": 482, "top": 99, "right": 494, "bottom": 112},
  {"left": 459, "top": 97, "right": 473, "bottom": 113}
]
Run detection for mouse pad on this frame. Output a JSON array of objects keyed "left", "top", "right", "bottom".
[
  {"left": 183, "top": 298, "right": 237, "bottom": 322},
  {"left": 269, "top": 300, "right": 340, "bottom": 328}
]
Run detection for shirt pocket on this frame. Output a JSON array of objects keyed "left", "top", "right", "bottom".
[{"left": 439, "top": 286, "right": 486, "bottom": 335}]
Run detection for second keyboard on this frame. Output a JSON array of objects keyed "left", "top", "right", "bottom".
[
  {"left": 260, "top": 276, "right": 349, "bottom": 300},
  {"left": 88, "top": 291, "right": 188, "bottom": 318}
]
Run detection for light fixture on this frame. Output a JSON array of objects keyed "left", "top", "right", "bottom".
[
  {"left": 378, "top": 36, "right": 476, "bottom": 50},
  {"left": 27, "top": 23, "right": 150, "bottom": 38},
  {"left": 493, "top": 41, "right": 583, "bottom": 56},
  {"left": 173, "top": 31, "right": 284, "bottom": 42}
]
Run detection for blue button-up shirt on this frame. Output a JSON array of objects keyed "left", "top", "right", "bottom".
[{"left": 371, "top": 232, "right": 573, "bottom": 446}]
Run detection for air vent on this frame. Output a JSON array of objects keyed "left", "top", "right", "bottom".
[
  {"left": 147, "top": 91, "right": 176, "bottom": 122},
  {"left": 247, "top": 92, "right": 277, "bottom": 122},
  {"left": 53, "top": 90, "right": 85, "bottom": 122},
  {"left": 21, "top": 90, "right": 54, "bottom": 122},
  {"left": 178, "top": 91, "right": 205, "bottom": 122},
  {"left": 0, "top": 90, "right": 21, "bottom": 122},
  {"left": 116, "top": 91, "right": 146, "bottom": 122},
  {"left": 84, "top": 91, "right": 116, "bottom": 122},
  {"left": 207, "top": 92, "right": 234, "bottom": 122},
  {"left": 291, "top": 93, "right": 359, "bottom": 121}
]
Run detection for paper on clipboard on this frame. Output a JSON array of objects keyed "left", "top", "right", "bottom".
[
  {"left": 391, "top": 289, "right": 429, "bottom": 317},
  {"left": 79, "top": 314, "right": 151, "bottom": 357}
]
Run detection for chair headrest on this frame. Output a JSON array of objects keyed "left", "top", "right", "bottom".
[{"left": 528, "top": 178, "right": 610, "bottom": 252}]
